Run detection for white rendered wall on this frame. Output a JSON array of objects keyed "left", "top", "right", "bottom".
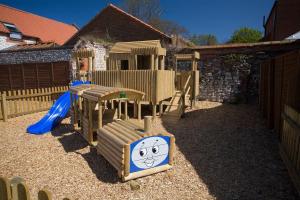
[{"left": 0, "top": 35, "right": 36, "bottom": 50}]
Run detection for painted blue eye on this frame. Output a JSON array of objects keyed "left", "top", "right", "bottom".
[
  {"left": 139, "top": 148, "right": 147, "bottom": 157},
  {"left": 152, "top": 146, "right": 159, "bottom": 154}
]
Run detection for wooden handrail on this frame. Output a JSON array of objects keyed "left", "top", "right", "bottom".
[
  {"left": 5, "top": 90, "right": 67, "bottom": 100},
  {"left": 183, "top": 74, "right": 191, "bottom": 94}
]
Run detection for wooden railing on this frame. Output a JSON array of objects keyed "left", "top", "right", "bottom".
[
  {"left": 0, "top": 86, "right": 68, "bottom": 121},
  {"left": 92, "top": 70, "right": 175, "bottom": 104},
  {"left": 0, "top": 176, "right": 73, "bottom": 200},
  {"left": 280, "top": 105, "right": 300, "bottom": 194}
]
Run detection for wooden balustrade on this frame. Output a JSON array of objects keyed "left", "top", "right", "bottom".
[{"left": 92, "top": 70, "right": 175, "bottom": 104}]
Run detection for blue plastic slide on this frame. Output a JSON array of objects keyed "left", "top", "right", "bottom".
[{"left": 27, "top": 81, "right": 88, "bottom": 135}]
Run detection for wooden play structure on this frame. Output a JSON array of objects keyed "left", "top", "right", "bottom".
[
  {"left": 89, "top": 40, "right": 199, "bottom": 120},
  {"left": 70, "top": 84, "right": 175, "bottom": 181},
  {"left": 68, "top": 39, "right": 200, "bottom": 180},
  {"left": 70, "top": 85, "right": 144, "bottom": 145}
]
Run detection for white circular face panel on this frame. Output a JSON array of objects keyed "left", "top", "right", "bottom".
[{"left": 131, "top": 136, "right": 169, "bottom": 169}]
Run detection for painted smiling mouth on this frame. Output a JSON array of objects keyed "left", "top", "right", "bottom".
[{"left": 144, "top": 158, "right": 155, "bottom": 167}]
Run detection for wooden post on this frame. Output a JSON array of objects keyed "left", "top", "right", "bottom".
[
  {"left": 159, "top": 101, "right": 163, "bottom": 116},
  {"left": 160, "top": 56, "right": 165, "bottom": 70},
  {"left": 0, "top": 177, "right": 11, "bottom": 200},
  {"left": 181, "top": 94, "right": 186, "bottom": 116},
  {"left": 174, "top": 57, "right": 177, "bottom": 72},
  {"left": 79, "top": 97, "right": 83, "bottom": 129},
  {"left": 151, "top": 55, "right": 155, "bottom": 70},
  {"left": 152, "top": 103, "right": 156, "bottom": 119},
  {"left": 118, "top": 100, "right": 122, "bottom": 119},
  {"left": 134, "top": 55, "right": 138, "bottom": 70},
  {"left": 88, "top": 57, "right": 93, "bottom": 81},
  {"left": 138, "top": 100, "right": 141, "bottom": 121},
  {"left": 111, "top": 100, "right": 115, "bottom": 109},
  {"left": 154, "top": 55, "right": 159, "bottom": 70},
  {"left": 10, "top": 177, "right": 30, "bottom": 200},
  {"left": 124, "top": 100, "right": 128, "bottom": 120},
  {"left": 98, "top": 100, "right": 103, "bottom": 128},
  {"left": 192, "top": 60, "right": 196, "bottom": 71},
  {"left": 38, "top": 189, "right": 53, "bottom": 200},
  {"left": 144, "top": 116, "right": 152, "bottom": 133},
  {"left": 133, "top": 100, "right": 137, "bottom": 118},
  {"left": 1, "top": 93, "right": 7, "bottom": 122},
  {"left": 92, "top": 57, "right": 95, "bottom": 72},
  {"left": 192, "top": 70, "right": 198, "bottom": 108},
  {"left": 76, "top": 57, "right": 80, "bottom": 80},
  {"left": 88, "top": 101, "right": 93, "bottom": 143},
  {"left": 169, "top": 136, "right": 175, "bottom": 165},
  {"left": 124, "top": 144, "right": 130, "bottom": 177}
]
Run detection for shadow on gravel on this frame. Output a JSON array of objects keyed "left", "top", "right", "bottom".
[
  {"left": 51, "top": 123, "right": 119, "bottom": 183},
  {"left": 162, "top": 103, "right": 299, "bottom": 200},
  {"left": 80, "top": 148, "right": 119, "bottom": 184},
  {"left": 51, "top": 123, "right": 89, "bottom": 152}
]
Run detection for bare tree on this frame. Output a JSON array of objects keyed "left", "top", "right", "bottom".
[
  {"left": 123, "top": 0, "right": 162, "bottom": 22},
  {"left": 123, "top": 0, "right": 188, "bottom": 36}
]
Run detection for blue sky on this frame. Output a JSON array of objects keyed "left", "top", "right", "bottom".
[{"left": 0, "top": 0, "right": 275, "bottom": 43}]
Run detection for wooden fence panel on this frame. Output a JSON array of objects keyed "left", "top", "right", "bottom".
[
  {"left": 260, "top": 50, "right": 300, "bottom": 134},
  {"left": 0, "top": 62, "right": 69, "bottom": 91},
  {"left": 280, "top": 105, "right": 300, "bottom": 194},
  {"left": 0, "top": 86, "right": 68, "bottom": 121}
]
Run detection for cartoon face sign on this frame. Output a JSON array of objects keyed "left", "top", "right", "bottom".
[{"left": 130, "top": 136, "right": 170, "bottom": 172}]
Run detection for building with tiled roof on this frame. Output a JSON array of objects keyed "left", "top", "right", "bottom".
[
  {"left": 65, "top": 4, "right": 172, "bottom": 46},
  {"left": 0, "top": 4, "right": 78, "bottom": 50}
]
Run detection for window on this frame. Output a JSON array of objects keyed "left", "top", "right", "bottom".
[
  {"left": 3, "top": 22, "right": 22, "bottom": 40},
  {"left": 137, "top": 55, "right": 150, "bottom": 70},
  {"left": 120, "top": 60, "right": 129, "bottom": 70},
  {"left": 3, "top": 23, "right": 20, "bottom": 33}
]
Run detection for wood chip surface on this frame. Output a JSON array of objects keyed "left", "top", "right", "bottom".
[{"left": 0, "top": 101, "right": 298, "bottom": 200}]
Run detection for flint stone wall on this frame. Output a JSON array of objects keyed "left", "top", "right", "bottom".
[
  {"left": 199, "top": 56, "right": 259, "bottom": 103},
  {"left": 174, "top": 55, "right": 259, "bottom": 103},
  {"left": 0, "top": 48, "right": 72, "bottom": 65}
]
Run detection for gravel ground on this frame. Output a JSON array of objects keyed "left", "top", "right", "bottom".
[{"left": 0, "top": 101, "right": 299, "bottom": 200}]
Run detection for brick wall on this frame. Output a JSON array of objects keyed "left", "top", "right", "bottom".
[{"left": 66, "top": 5, "right": 171, "bottom": 45}]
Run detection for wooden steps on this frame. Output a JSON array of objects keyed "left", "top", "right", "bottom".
[{"left": 162, "top": 91, "right": 191, "bottom": 122}]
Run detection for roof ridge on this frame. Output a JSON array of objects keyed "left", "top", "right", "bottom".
[
  {"left": 107, "top": 4, "right": 170, "bottom": 39},
  {"left": 0, "top": 3, "right": 78, "bottom": 30}
]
